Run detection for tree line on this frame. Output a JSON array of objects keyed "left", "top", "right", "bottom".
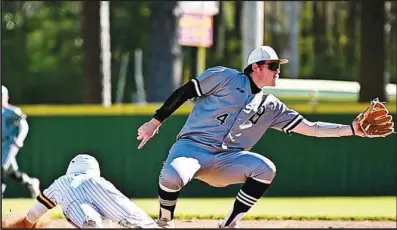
[{"left": 2, "top": 1, "right": 395, "bottom": 104}]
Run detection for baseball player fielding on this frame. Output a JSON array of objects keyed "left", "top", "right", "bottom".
[{"left": 137, "top": 46, "right": 394, "bottom": 228}]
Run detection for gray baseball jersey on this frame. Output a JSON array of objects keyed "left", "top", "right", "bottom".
[{"left": 177, "top": 66, "right": 303, "bottom": 152}]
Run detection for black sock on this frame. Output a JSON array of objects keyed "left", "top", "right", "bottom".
[
  {"left": 158, "top": 184, "right": 180, "bottom": 220},
  {"left": 223, "top": 178, "right": 272, "bottom": 227}
]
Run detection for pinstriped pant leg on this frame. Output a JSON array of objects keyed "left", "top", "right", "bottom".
[
  {"left": 90, "top": 183, "right": 158, "bottom": 228},
  {"left": 65, "top": 201, "right": 103, "bottom": 228}
]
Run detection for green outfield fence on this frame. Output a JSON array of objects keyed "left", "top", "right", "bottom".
[{"left": 3, "top": 103, "right": 396, "bottom": 198}]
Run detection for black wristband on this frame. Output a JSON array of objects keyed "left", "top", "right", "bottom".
[{"left": 350, "top": 124, "right": 356, "bottom": 136}]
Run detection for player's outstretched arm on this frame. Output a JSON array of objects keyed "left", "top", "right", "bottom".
[
  {"left": 137, "top": 81, "right": 198, "bottom": 149},
  {"left": 23, "top": 184, "right": 58, "bottom": 228},
  {"left": 292, "top": 119, "right": 357, "bottom": 137},
  {"left": 24, "top": 202, "right": 49, "bottom": 228},
  {"left": 291, "top": 117, "right": 394, "bottom": 138},
  {"left": 292, "top": 98, "right": 395, "bottom": 138}
]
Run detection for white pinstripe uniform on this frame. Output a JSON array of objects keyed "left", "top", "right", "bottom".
[{"left": 35, "top": 154, "right": 158, "bottom": 228}]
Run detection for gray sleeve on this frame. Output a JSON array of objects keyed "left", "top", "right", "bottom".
[
  {"left": 269, "top": 97, "right": 304, "bottom": 134},
  {"left": 191, "top": 67, "right": 231, "bottom": 96}
]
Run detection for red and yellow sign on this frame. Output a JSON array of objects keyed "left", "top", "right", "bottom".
[{"left": 178, "top": 13, "right": 213, "bottom": 48}]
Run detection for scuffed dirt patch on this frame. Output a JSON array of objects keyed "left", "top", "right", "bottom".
[
  {"left": 3, "top": 214, "right": 396, "bottom": 229},
  {"left": 174, "top": 219, "right": 396, "bottom": 228}
]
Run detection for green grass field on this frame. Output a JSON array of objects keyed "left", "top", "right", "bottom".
[{"left": 2, "top": 197, "right": 396, "bottom": 221}]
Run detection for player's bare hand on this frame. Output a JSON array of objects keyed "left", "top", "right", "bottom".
[
  {"left": 352, "top": 120, "right": 366, "bottom": 137},
  {"left": 137, "top": 118, "right": 162, "bottom": 149}
]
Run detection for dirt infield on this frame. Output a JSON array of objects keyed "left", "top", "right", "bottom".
[
  {"left": 52, "top": 219, "right": 396, "bottom": 228},
  {"left": 175, "top": 219, "right": 397, "bottom": 228},
  {"left": 3, "top": 214, "right": 396, "bottom": 229}
]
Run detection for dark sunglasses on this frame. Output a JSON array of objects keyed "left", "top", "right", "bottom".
[{"left": 267, "top": 63, "right": 280, "bottom": 71}]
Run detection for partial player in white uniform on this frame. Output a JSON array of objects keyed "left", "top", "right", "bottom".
[
  {"left": 2, "top": 85, "right": 40, "bottom": 198},
  {"left": 137, "top": 46, "right": 395, "bottom": 228},
  {"left": 22, "top": 154, "right": 159, "bottom": 228}
]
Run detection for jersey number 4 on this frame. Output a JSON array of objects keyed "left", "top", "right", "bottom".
[{"left": 216, "top": 113, "right": 229, "bottom": 125}]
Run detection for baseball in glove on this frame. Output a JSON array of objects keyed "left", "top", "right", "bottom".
[{"left": 354, "top": 98, "right": 395, "bottom": 138}]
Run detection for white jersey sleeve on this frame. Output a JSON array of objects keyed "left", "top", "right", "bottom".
[
  {"left": 37, "top": 180, "right": 58, "bottom": 209},
  {"left": 269, "top": 96, "right": 304, "bottom": 134},
  {"left": 191, "top": 66, "right": 236, "bottom": 96}
]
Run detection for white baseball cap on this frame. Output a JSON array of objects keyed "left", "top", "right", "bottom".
[
  {"left": 245, "top": 46, "right": 289, "bottom": 70},
  {"left": 66, "top": 154, "right": 101, "bottom": 177}
]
